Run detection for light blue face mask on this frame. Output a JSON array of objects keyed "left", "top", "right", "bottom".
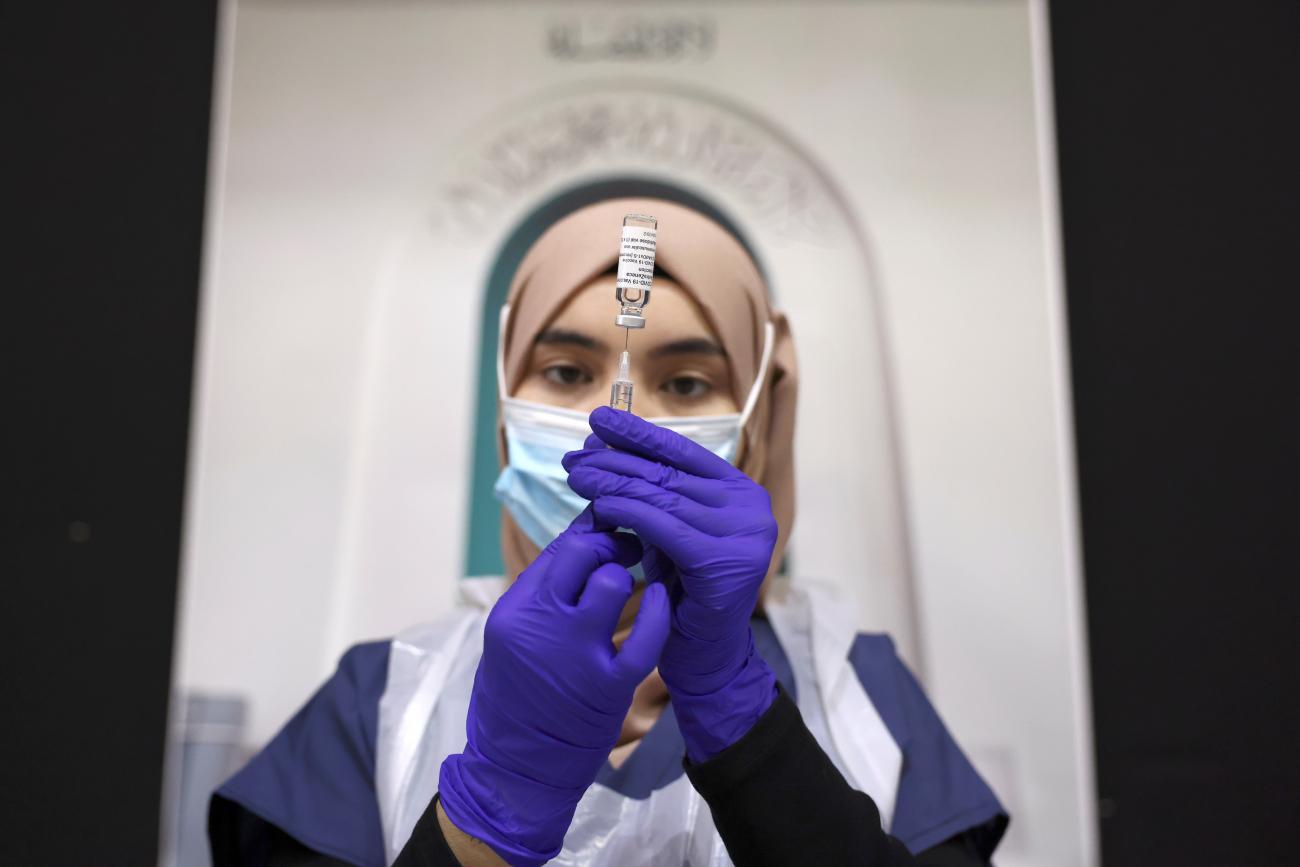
[{"left": 493, "top": 305, "right": 775, "bottom": 550}]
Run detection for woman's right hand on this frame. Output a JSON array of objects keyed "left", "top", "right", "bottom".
[
  {"left": 565, "top": 407, "right": 780, "bottom": 764},
  {"left": 436, "top": 507, "right": 671, "bottom": 867}
]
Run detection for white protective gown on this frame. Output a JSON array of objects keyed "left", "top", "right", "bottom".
[{"left": 374, "top": 579, "right": 903, "bottom": 866}]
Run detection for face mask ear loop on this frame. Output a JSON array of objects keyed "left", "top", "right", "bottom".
[
  {"left": 738, "top": 320, "right": 776, "bottom": 429},
  {"left": 734, "top": 320, "right": 776, "bottom": 465},
  {"left": 497, "top": 304, "right": 511, "bottom": 403}
]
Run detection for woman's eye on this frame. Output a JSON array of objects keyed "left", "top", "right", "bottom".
[
  {"left": 661, "top": 376, "right": 712, "bottom": 399},
  {"left": 542, "top": 364, "right": 592, "bottom": 387}
]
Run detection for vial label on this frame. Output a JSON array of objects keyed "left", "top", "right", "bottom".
[{"left": 616, "top": 226, "right": 657, "bottom": 301}]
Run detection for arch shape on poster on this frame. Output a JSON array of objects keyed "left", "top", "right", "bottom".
[{"left": 336, "top": 80, "right": 922, "bottom": 664}]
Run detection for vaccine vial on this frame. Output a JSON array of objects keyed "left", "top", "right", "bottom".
[{"left": 615, "top": 214, "right": 657, "bottom": 329}]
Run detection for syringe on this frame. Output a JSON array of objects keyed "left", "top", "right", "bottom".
[
  {"left": 610, "top": 351, "right": 634, "bottom": 412},
  {"left": 609, "top": 213, "right": 658, "bottom": 413}
]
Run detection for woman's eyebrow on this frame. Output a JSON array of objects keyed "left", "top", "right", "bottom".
[
  {"left": 534, "top": 328, "right": 608, "bottom": 352},
  {"left": 648, "top": 337, "right": 728, "bottom": 359}
]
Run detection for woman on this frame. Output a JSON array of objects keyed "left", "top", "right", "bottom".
[{"left": 210, "top": 198, "right": 1008, "bottom": 866}]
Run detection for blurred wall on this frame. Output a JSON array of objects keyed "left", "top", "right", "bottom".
[{"left": 175, "top": 2, "right": 1092, "bottom": 864}]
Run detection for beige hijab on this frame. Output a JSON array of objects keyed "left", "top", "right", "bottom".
[{"left": 498, "top": 197, "right": 798, "bottom": 582}]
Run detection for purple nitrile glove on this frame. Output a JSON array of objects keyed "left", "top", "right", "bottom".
[
  {"left": 437, "top": 506, "right": 671, "bottom": 866},
  {"left": 563, "top": 406, "right": 780, "bottom": 763}
]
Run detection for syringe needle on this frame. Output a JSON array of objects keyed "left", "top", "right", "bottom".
[{"left": 624, "top": 327, "right": 630, "bottom": 351}]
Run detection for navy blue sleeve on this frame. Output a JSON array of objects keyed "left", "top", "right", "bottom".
[
  {"left": 212, "top": 641, "right": 392, "bottom": 867},
  {"left": 849, "top": 634, "right": 1009, "bottom": 859}
]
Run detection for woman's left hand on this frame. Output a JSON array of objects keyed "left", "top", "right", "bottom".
[
  {"left": 563, "top": 405, "right": 780, "bottom": 762},
  {"left": 437, "top": 506, "right": 672, "bottom": 866}
]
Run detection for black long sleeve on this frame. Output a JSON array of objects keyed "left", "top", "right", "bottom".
[
  {"left": 220, "top": 686, "right": 991, "bottom": 866},
  {"left": 682, "top": 686, "right": 988, "bottom": 866},
  {"left": 392, "top": 794, "right": 463, "bottom": 866}
]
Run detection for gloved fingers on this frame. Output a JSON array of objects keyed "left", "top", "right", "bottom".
[
  {"left": 591, "top": 495, "right": 705, "bottom": 571},
  {"left": 562, "top": 448, "right": 725, "bottom": 506},
  {"left": 577, "top": 561, "right": 635, "bottom": 638},
  {"left": 567, "top": 465, "right": 719, "bottom": 529},
  {"left": 612, "top": 580, "right": 671, "bottom": 682},
  {"left": 519, "top": 505, "right": 601, "bottom": 592},
  {"left": 540, "top": 504, "right": 599, "bottom": 558},
  {"left": 543, "top": 531, "right": 643, "bottom": 606},
  {"left": 642, "top": 543, "right": 678, "bottom": 585},
  {"left": 643, "top": 544, "right": 686, "bottom": 609},
  {"left": 542, "top": 501, "right": 630, "bottom": 559},
  {"left": 588, "top": 406, "right": 739, "bottom": 481},
  {"left": 583, "top": 432, "right": 607, "bottom": 450}
]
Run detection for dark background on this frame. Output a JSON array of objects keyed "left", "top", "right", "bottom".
[
  {"left": 1050, "top": 1, "right": 1299, "bottom": 864},
  {"left": 1, "top": 1, "right": 219, "bottom": 863},
  {"left": 2, "top": 1, "right": 1296, "bottom": 864}
]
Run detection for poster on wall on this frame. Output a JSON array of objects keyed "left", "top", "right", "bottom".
[{"left": 173, "top": 4, "right": 1092, "bottom": 865}]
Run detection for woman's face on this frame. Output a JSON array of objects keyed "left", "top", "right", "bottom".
[{"left": 513, "top": 273, "right": 739, "bottom": 417}]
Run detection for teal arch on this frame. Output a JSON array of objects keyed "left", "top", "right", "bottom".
[{"left": 464, "top": 178, "right": 760, "bottom": 576}]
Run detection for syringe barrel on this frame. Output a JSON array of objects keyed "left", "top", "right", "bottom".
[{"left": 610, "top": 380, "right": 634, "bottom": 413}]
